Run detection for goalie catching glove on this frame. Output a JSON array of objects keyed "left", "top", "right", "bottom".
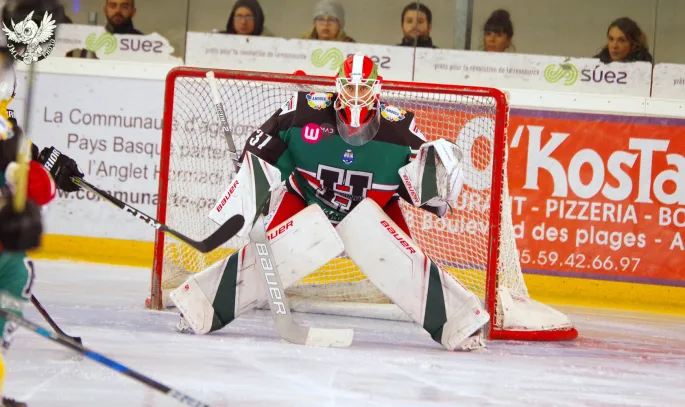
[{"left": 398, "top": 138, "right": 464, "bottom": 217}]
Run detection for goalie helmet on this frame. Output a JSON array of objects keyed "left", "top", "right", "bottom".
[{"left": 334, "top": 53, "right": 382, "bottom": 146}]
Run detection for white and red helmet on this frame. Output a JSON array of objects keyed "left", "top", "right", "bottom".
[{"left": 334, "top": 53, "right": 382, "bottom": 145}]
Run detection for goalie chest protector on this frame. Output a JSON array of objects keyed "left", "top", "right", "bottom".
[{"left": 248, "top": 91, "right": 427, "bottom": 223}]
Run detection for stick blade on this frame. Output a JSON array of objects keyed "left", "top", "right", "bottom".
[
  {"left": 304, "top": 328, "right": 354, "bottom": 348},
  {"left": 198, "top": 214, "right": 245, "bottom": 252}
]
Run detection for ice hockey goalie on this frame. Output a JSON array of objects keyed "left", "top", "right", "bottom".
[{"left": 170, "top": 53, "right": 490, "bottom": 351}]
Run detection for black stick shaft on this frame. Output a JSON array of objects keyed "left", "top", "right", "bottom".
[{"left": 30, "top": 295, "right": 82, "bottom": 344}]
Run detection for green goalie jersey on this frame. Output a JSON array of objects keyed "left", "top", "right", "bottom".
[{"left": 240, "top": 91, "right": 439, "bottom": 223}]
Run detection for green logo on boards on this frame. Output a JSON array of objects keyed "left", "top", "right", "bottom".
[
  {"left": 311, "top": 48, "right": 344, "bottom": 70},
  {"left": 543, "top": 63, "right": 579, "bottom": 86},
  {"left": 85, "top": 32, "right": 117, "bottom": 55}
]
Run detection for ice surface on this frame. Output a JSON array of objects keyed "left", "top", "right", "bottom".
[{"left": 5, "top": 260, "right": 685, "bottom": 407}]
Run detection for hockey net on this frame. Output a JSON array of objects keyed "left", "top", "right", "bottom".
[{"left": 150, "top": 67, "right": 577, "bottom": 341}]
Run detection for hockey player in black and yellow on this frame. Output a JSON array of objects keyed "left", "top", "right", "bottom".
[{"left": 0, "top": 3, "right": 85, "bottom": 405}]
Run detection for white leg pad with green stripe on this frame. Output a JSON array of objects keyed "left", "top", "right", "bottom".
[
  {"left": 336, "top": 198, "right": 489, "bottom": 350},
  {"left": 171, "top": 204, "right": 344, "bottom": 334}
]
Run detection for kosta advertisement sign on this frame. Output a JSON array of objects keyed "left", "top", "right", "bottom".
[{"left": 420, "top": 110, "right": 685, "bottom": 285}]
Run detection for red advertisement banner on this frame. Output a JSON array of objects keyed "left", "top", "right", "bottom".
[{"left": 507, "top": 110, "right": 685, "bottom": 286}]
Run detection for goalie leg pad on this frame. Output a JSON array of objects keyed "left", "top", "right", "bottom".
[
  {"left": 170, "top": 204, "right": 344, "bottom": 334},
  {"left": 336, "top": 198, "right": 490, "bottom": 350}
]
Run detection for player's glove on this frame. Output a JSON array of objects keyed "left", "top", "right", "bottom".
[
  {"left": 36, "top": 147, "right": 84, "bottom": 192},
  {"left": 0, "top": 197, "right": 43, "bottom": 251}
]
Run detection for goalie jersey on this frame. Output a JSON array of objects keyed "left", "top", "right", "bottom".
[{"left": 241, "top": 91, "right": 435, "bottom": 223}]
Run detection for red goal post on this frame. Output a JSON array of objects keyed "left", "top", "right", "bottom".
[{"left": 151, "top": 67, "right": 578, "bottom": 342}]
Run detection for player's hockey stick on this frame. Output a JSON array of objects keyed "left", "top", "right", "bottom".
[
  {"left": 70, "top": 177, "right": 245, "bottom": 253},
  {"left": 249, "top": 215, "right": 354, "bottom": 347},
  {"left": 30, "top": 294, "right": 83, "bottom": 345},
  {"left": 206, "top": 71, "right": 240, "bottom": 173},
  {"left": 0, "top": 295, "right": 212, "bottom": 407},
  {"left": 11, "top": 61, "right": 37, "bottom": 211}
]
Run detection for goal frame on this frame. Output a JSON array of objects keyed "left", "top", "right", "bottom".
[{"left": 152, "top": 66, "right": 577, "bottom": 342}]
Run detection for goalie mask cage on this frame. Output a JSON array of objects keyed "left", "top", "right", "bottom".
[{"left": 151, "top": 67, "right": 578, "bottom": 342}]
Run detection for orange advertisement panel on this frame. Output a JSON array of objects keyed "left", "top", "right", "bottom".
[{"left": 506, "top": 110, "right": 685, "bottom": 286}]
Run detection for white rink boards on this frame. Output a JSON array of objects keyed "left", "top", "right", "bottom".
[{"left": 6, "top": 260, "right": 685, "bottom": 407}]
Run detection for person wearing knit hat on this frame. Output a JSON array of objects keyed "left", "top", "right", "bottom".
[{"left": 301, "top": 0, "right": 355, "bottom": 42}]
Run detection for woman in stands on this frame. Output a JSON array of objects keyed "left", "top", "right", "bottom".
[
  {"left": 482, "top": 9, "right": 514, "bottom": 53},
  {"left": 301, "top": 0, "right": 355, "bottom": 43},
  {"left": 594, "top": 17, "right": 653, "bottom": 63}
]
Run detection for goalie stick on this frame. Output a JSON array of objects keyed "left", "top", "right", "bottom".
[
  {"left": 206, "top": 71, "right": 240, "bottom": 173},
  {"left": 205, "top": 71, "right": 354, "bottom": 347},
  {"left": 70, "top": 177, "right": 244, "bottom": 253},
  {"left": 248, "top": 215, "right": 354, "bottom": 348},
  {"left": 0, "top": 294, "right": 212, "bottom": 407}
]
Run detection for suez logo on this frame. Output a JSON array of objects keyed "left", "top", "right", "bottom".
[
  {"left": 215, "top": 179, "right": 239, "bottom": 213},
  {"left": 380, "top": 220, "right": 416, "bottom": 254},
  {"left": 310, "top": 48, "right": 392, "bottom": 70},
  {"left": 580, "top": 66, "right": 628, "bottom": 84},
  {"left": 544, "top": 62, "right": 629, "bottom": 85},
  {"left": 85, "top": 32, "right": 166, "bottom": 55},
  {"left": 346, "top": 53, "right": 391, "bottom": 69}
]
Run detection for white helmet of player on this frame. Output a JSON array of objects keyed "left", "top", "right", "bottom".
[{"left": 334, "top": 53, "right": 382, "bottom": 146}]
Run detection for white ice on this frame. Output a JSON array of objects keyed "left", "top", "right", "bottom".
[{"left": 5, "top": 260, "right": 685, "bottom": 407}]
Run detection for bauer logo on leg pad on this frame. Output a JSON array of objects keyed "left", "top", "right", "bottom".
[
  {"left": 380, "top": 220, "right": 416, "bottom": 254},
  {"left": 255, "top": 242, "right": 287, "bottom": 315}
]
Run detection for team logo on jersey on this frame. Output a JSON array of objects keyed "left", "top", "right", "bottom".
[
  {"left": 302, "top": 123, "right": 322, "bottom": 144},
  {"left": 306, "top": 92, "right": 333, "bottom": 110},
  {"left": 342, "top": 149, "right": 354, "bottom": 165},
  {"left": 279, "top": 92, "right": 298, "bottom": 116},
  {"left": 380, "top": 103, "right": 406, "bottom": 122}
]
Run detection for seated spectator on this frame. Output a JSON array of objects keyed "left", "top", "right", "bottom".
[
  {"left": 104, "top": 0, "right": 142, "bottom": 35},
  {"left": 482, "top": 9, "right": 513, "bottom": 52},
  {"left": 301, "top": 0, "right": 354, "bottom": 43},
  {"left": 398, "top": 2, "right": 437, "bottom": 48},
  {"left": 594, "top": 17, "right": 652, "bottom": 63},
  {"left": 223, "top": 0, "right": 266, "bottom": 36}
]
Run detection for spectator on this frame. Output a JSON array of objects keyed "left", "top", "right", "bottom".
[
  {"left": 482, "top": 9, "right": 513, "bottom": 52},
  {"left": 104, "top": 0, "right": 142, "bottom": 35},
  {"left": 223, "top": 0, "right": 266, "bottom": 36},
  {"left": 398, "top": 2, "right": 436, "bottom": 48},
  {"left": 301, "top": 0, "right": 354, "bottom": 43},
  {"left": 594, "top": 17, "right": 652, "bottom": 63}
]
